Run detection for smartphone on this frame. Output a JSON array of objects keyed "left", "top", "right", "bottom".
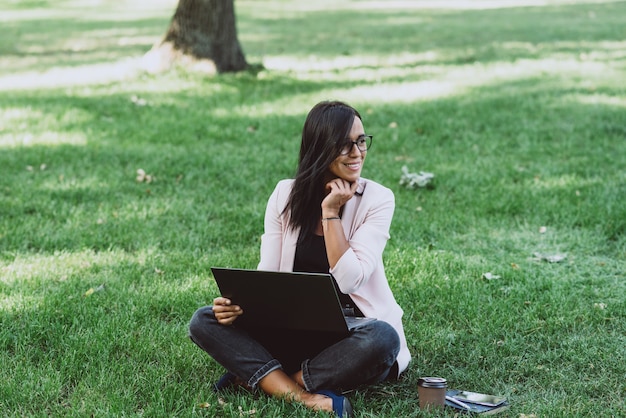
[{"left": 453, "top": 391, "right": 507, "bottom": 407}]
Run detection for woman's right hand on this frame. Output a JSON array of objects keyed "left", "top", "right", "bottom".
[
  {"left": 322, "top": 178, "right": 358, "bottom": 216},
  {"left": 213, "top": 297, "right": 243, "bottom": 325}
]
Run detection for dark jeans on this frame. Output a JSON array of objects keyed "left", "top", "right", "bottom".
[{"left": 189, "top": 306, "right": 400, "bottom": 392}]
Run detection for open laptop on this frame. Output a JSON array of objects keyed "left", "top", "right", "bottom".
[{"left": 210, "top": 267, "right": 375, "bottom": 335}]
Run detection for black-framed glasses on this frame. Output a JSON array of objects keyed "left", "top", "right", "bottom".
[{"left": 339, "top": 135, "right": 373, "bottom": 155}]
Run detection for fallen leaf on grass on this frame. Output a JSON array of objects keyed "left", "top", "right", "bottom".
[
  {"left": 130, "top": 95, "right": 147, "bottom": 106},
  {"left": 533, "top": 252, "right": 567, "bottom": 263},
  {"left": 399, "top": 166, "right": 435, "bottom": 189},
  {"left": 215, "top": 398, "right": 256, "bottom": 416},
  {"left": 136, "top": 168, "right": 154, "bottom": 183},
  {"left": 482, "top": 272, "right": 501, "bottom": 280},
  {"left": 84, "top": 284, "right": 105, "bottom": 297},
  {"left": 238, "top": 406, "right": 257, "bottom": 416},
  {"left": 197, "top": 402, "right": 210, "bottom": 408},
  {"left": 394, "top": 155, "right": 414, "bottom": 162}
]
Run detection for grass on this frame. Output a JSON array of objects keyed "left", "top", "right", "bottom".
[{"left": 1, "top": 0, "right": 625, "bottom": 416}]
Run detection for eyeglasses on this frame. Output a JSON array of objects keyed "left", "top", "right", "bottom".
[{"left": 339, "top": 135, "right": 373, "bottom": 155}]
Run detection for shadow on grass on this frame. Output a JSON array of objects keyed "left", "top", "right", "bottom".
[
  {"left": 0, "top": 3, "right": 625, "bottom": 415},
  {"left": 1, "top": 69, "right": 624, "bottom": 257},
  {"left": 1, "top": 2, "right": 625, "bottom": 76},
  {"left": 239, "top": 1, "right": 626, "bottom": 63},
  {"left": 0, "top": 14, "right": 169, "bottom": 73}
]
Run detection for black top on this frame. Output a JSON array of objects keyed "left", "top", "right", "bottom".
[{"left": 293, "top": 233, "right": 363, "bottom": 317}]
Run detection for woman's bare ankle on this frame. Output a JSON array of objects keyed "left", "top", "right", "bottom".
[
  {"left": 290, "top": 370, "right": 306, "bottom": 389},
  {"left": 258, "top": 370, "right": 332, "bottom": 413}
]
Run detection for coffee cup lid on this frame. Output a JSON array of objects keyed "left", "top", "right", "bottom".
[{"left": 417, "top": 377, "right": 447, "bottom": 388}]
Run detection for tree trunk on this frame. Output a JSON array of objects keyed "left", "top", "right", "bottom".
[{"left": 143, "top": 0, "right": 247, "bottom": 74}]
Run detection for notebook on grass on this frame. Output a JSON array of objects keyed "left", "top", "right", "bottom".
[
  {"left": 210, "top": 267, "right": 375, "bottom": 334},
  {"left": 445, "top": 389, "right": 510, "bottom": 415}
]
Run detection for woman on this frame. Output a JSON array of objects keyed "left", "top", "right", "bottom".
[{"left": 189, "top": 101, "right": 410, "bottom": 417}]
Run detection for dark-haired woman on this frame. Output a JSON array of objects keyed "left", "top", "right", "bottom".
[{"left": 189, "top": 101, "right": 410, "bottom": 417}]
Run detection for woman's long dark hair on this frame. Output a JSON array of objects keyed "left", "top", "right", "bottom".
[{"left": 283, "top": 101, "right": 362, "bottom": 241}]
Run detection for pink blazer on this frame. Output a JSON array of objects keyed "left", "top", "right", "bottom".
[{"left": 258, "top": 178, "right": 411, "bottom": 375}]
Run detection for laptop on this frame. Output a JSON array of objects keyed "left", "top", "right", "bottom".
[{"left": 210, "top": 267, "right": 375, "bottom": 335}]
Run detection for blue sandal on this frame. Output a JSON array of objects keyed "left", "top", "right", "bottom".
[
  {"left": 315, "top": 390, "right": 353, "bottom": 418},
  {"left": 213, "top": 372, "right": 252, "bottom": 393},
  {"left": 213, "top": 372, "right": 237, "bottom": 392}
]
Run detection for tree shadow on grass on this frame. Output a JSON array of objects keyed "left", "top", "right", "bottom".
[
  {"left": 2, "top": 1, "right": 625, "bottom": 78},
  {"left": 1, "top": 2, "right": 625, "bottom": 416},
  {"left": 0, "top": 15, "right": 169, "bottom": 74},
  {"left": 238, "top": 2, "right": 626, "bottom": 62},
  {"left": 1, "top": 69, "right": 624, "bottom": 257}
]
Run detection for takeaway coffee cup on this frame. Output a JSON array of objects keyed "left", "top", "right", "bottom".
[{"left": 417, "top": 377, "right": 447, "bottom": 409}]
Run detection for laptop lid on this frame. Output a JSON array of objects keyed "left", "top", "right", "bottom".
[{"left": 210, "top": 267, "right": 360, "bottom": 334}]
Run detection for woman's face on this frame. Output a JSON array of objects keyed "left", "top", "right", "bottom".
[{"left": 328, "top": 116, "right": 367, "bottom": 183}]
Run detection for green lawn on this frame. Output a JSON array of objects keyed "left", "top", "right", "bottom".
[{"left": 1, "top": 0, "right": 625, "bottom": 416}]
